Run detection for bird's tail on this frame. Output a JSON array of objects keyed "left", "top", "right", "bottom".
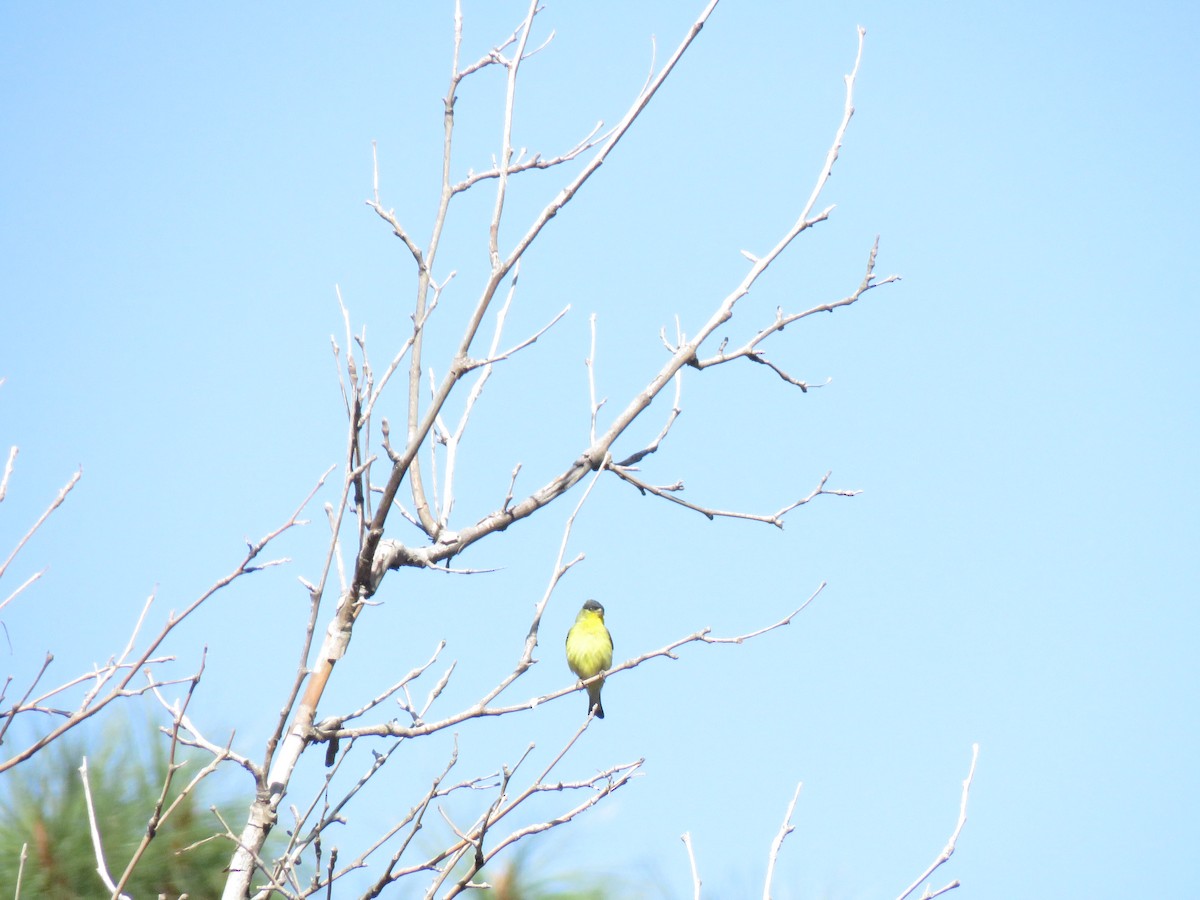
[{"left": 588, "top": 683, "right": 605, "bottom": 719}]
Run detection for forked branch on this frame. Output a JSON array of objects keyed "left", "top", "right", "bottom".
[{"left": 897, "top": 743, "right": 981, "bottom": 900}]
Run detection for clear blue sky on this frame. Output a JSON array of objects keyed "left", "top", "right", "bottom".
[{"left": 2, "top": 2, "right": 1197, "bottom": 897}]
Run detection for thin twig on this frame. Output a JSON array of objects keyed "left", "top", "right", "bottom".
[
  {"left": 0, "top": 467, "right": 81, "bottom": 582},
  {"left": 585, "top": 314, "right": 605, "bottom": 445},
  {"left": 693, "top": 237, "right": 900, "bottom": 376},
  {"left": 682, "top": 832, "right": 702, "bottom": 900},
  {"left": 608, "top": 467, "right": 857, "bottom": 528},
  {"left": 79, "top": 757, "right": 129, "bottom": 900},
  {"left": 762, "top": 782, "right": 803, "bottom": 900},
  {"left": 459, "top": 304, "right": 569, "bottom": 374},
  {"left": 14, "top": 841, "right": 27, "bottom": 899},
  {"left": 342, "top": 641, "right": 447, "bottom": 725},
  {"left": 115, "top": 654, "right": 229, "bottom": 898},
  {"left": 450, "top": 121, "right": 611, "bottom": 194},
  {"left": 0, "top": 568, "right": 47, "bottom": 616},
  {"left": 896, "top": 743, "right": 980, "bottom": 900},
  {"left": 612, "top": 370, "right": 682, "bottom": 468},
  {"left": 0, "top": 445, "right": 17, "bottom": 502}
]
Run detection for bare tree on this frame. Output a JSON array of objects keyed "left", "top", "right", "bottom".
[
  {"left": 0, "top": 3, "right": 984, "bottom": 899},
  {"left": 218, "top": 4, "right": 891, "bottom": 895}
]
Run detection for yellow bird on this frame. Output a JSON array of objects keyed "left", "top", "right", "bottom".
[{"left": 565, "top": 599, "right": 613, "bottom": 719}]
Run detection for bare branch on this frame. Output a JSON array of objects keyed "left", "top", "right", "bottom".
[
  {"left": 487, "top": 0, "right": 540, "bottom": 269},
  {"left": 362, "top": 26, "right": 882, "bottom": 583},
  {"left": 499, "top": 1, "right": 722, "bottom": 277},
  {"left": 345, "top": 743, "right": 489, "bottom": 894},
  {"left": 693, "top": 236, "right": 900, "bottom": 376},
  {"left": 1, "top": 472, "right": 321, "bottom": 775},
  {"left": 369, "top": 141, "right": 425, "bottom": 267},
  {"left": 612, "top": 370, "right": 682, "bottom": 468},
  {"left": 436, "top": 265, "right": 568, "bottom": 532},
  {"left": 803, "top": 26, "right": 865, "bottom": 223},
  {"left": 79, "top": 757, "right": 131, "bottom": 900},
  {"left": 429, "top": 721, "right": 641, "bottom": 898},
  {"left": 0, "top": 567, "right": 46, "bottom": 616},
  {"left": 456, "top": 4, "right": 528, "bottom": 78},
  {"left": 285, "top": 737, "right": 409, "bottom": 884},
  {"left": 114, "top": 655, "right": 229, "bottom": 898},
  {"left": 896, "top": 743, "right": 981, "bottom": 900},
  {"left": 361, "top": 271, "right": 453, "bottom": 424},
  {"left": 460, "top": 304, "right": 569, "bottom": 374},
  {"left": 333, "top": 582, "right": 824, "bottom": 743},
  {"left": 450, "top": 120, "right": 610, "bottom": 194},
  {"left": 682, "top": 832, "right": 702, "bottom": 900},
  {"left": 762, "top": 782, "right": 803, "bottom": 900},
  {"left": 440, "top": 759, "right": 642, "bottom": 899},
  {"left": 0, "top": 445, "right": 16, "bottom": 501},
  {"left": 919, "top": 881, "right": 964, "bottom": 900},
  {"left": 148, "top": 671, "right": 255, "bottom": 776},
  {"left": 255, "top": 470, "right": 341, "bottom": 778},
  {"left": 357, "top": 0, "right": 737, "bottom": 597},
  {"left": 608, "top": 467, "right": 857, "bottom": 528},
  {"left": 501, "top": 463, "right": 521, "bottom": 513},
  {"left": 585, "top": 314, "right": 605, "bottom": 445},
  {"left": 14, "top": 841, "right": 27, "bottom": 898},
  {"left": 0, "top": 466, "right": 81, "bottom": 583},
  {"left": 340, "top": 640, "right": 447, "bottom": 727}
]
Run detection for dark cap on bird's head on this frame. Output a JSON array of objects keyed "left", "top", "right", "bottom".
[{"left": 581, "top": 599, "right": 604, "bottom": 615}]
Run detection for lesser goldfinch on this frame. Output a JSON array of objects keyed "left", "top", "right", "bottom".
[{"left": 565, "top": 599, "right": 613, "bottom": 719}]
